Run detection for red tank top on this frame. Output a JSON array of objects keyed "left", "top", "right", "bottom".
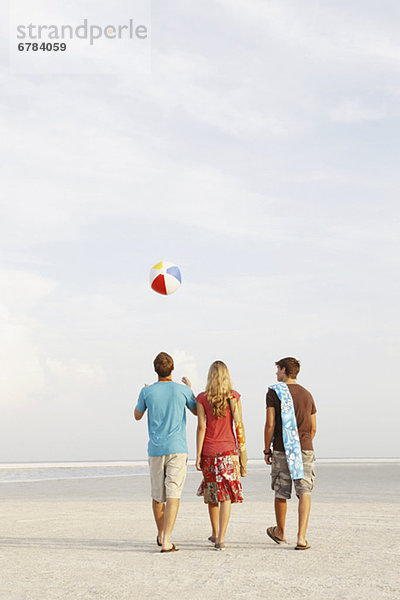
[{"left": 196, "top": 390, "right": 240, "bottom": 456}]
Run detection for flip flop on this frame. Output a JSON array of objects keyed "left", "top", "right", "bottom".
[
  {"left": 156, "top": 536, "right": 162, "bottom": 547},
  {"left": 160, "top": 544, "right": 179, "bottom": 553},
  {"left": 214, "top": 542, "right": 225, "bottom": 551},
  {"left": 266, "top": 526, "right": 287, "bottom": 544},
  {"left": 208, "top": 536, "right": 216, "bottom": 544},
  {"left": 295, "top": 541, "right": 311, "bottom": 550}
]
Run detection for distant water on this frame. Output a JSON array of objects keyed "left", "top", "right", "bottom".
[
  {"left": 0, "top": 459, "right": 398, "bottom": 484},
  {"left": 0, "top": 463, "right": 149, "bottom": 484}
]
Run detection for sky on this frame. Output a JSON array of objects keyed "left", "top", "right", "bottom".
[{"left": 1, "top": 0, "right": 399, "bottom": 461}]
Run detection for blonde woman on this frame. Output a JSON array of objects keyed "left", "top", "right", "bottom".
[{"left": 196, "top": 361, "right": 245, "bottom": 550}]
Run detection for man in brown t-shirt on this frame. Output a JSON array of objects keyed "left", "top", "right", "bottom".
[{"left": 264, "top": 357, "right": 317, "bottom": 550}]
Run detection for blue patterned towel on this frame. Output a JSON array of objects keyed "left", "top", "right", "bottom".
[{"left": 269, "top": 383, "right": 304, "bottom": 480}]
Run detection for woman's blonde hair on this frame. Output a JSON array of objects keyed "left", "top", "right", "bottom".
[{"left": 205, "top": 361, "right": 233, "bottom": 418}]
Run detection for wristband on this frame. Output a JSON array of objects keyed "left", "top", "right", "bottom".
[{"left": 263, "top": 449, "right": 272, "bottom": 456}]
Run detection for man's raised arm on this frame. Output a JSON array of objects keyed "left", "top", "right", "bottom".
[{"left": 182, "top": 376, "right": 197, "bottom": 415}]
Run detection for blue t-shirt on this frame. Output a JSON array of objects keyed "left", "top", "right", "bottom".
[{"left": 135, "top": 381, "right": 196, "bottom": 457}]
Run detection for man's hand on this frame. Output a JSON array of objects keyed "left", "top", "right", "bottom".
[
  {"left": 182, "top": 376, "right": 191, "bottom": 388},
  {"left": 264, "top": 452, "right": 272, "bottom": 466}
]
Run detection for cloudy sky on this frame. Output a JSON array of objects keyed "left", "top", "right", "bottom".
[{"left": 1, "top": 0, "right": 399, "bottom": 461}]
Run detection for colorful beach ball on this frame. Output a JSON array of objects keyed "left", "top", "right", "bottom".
[{"left": 149, "top": 261, "right": 182, "bottom": 295}]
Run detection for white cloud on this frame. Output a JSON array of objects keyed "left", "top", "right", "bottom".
[
  {"left": 0, "top": 268, "right": 57, "bottom": 309},
  {"left": 0, "top": 270, "right": 54, "bottom": 407},
  {"left": 0, "top": 97, "right": 284, "bottom": 244},
  {"left": 0, "top": 314, "right": 45, "bottom": 407},
  {"left": 0, "top": 1, "right": 399, "bottom": 458},
  {"left": 173, "top": 349, "right": 202, "bottom": 391},
  {"left": 0, "top": 269, "right": 107, "bottom": 408},
  {"left": 44, "top": 357, "right": 104, "bottom": 382},
  {"left": 330, "top": 99, "right": 389, "bottom": 122},
  {"left": 216, "top": 0, "right": 400, "bottom": 64},
  {"left": 149, "top": 52, "right": 306, "bottom": 139}
]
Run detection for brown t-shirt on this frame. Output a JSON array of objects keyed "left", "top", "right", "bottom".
[{"left": 266, "top": 384, "right": 317, "bottom": 451}]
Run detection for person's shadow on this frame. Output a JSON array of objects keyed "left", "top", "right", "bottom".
[{"left": 0, "top": 536, "right": 292, "bottom": 553}]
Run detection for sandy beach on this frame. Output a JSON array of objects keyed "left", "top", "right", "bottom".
[{"left": 0, "top": 463, "right": 399, "bottom": 600}]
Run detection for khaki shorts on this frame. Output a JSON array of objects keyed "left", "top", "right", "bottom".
[
  {"left": 148, "top": 453, "right": 188, "bottom": 503},
  {"left": 271, "top": 450, "right": 315, "bottom": 499}
]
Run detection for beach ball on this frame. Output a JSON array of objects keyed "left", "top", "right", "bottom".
[{"left": 149, "top": 261, "right": 182, "bottom": 295}]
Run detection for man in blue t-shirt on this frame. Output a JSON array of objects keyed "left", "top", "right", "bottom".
[{"left": 134, "top": 351, "right": 196, "bottom": 553}]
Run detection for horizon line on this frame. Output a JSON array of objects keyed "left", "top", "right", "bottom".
[{"left": 1, "top": 457, "right": 399, "bottom": 469}]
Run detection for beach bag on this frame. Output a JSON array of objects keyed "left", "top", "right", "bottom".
[{"left": 229, "top": 396, "right": 248, "bottom": 477}]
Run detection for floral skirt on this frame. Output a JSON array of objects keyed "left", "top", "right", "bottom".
[{"left": 197, "top": 451, "right": 243, "bottom": 504}]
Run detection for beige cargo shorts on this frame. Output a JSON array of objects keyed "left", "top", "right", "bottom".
[
  {"left": 148, "top": 453, "right": 188, "bottom": 503},
  {"left": 271, "top": 450, "right": 315, "bottom": 499}
]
